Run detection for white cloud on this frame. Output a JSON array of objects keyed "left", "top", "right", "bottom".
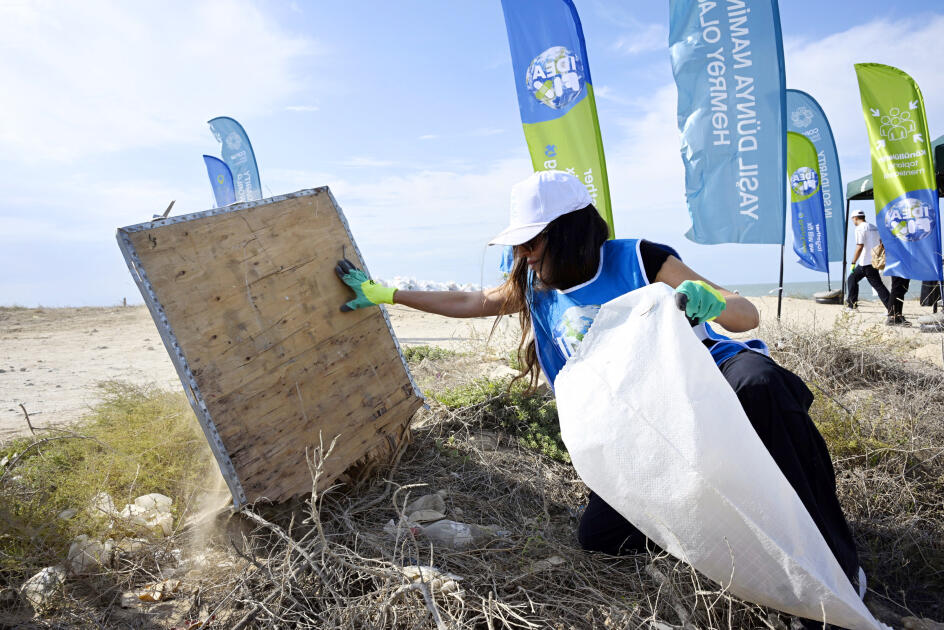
[
  {"left": 0, "top": 176, "right": 207, "bottom": 252},
  {"left": 419, "top": 134, "right": 439, "bottom": 140},
  {"left": 612, "top": 23, "right": 668, "bottom": 56},
  {"left": 604, "top": 85, "right": 689, "bottom": 245},
  {"left": 0, "top": 1, "right": 318, "bottom": 162},
  {"left": 594, "top": 85, "right": 636, "bottom": 107},
  {"left": 469, "top": 128, "right": 505, "bottom": 137},
  {"left": 341, "top": 157, "right": 397, "bottom": 168}
]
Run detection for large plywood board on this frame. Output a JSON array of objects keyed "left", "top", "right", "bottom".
[{"left": 116, "top": 188, "right": 423, "bottom": 506}]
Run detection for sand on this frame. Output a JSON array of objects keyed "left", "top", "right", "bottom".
[{"left": 1, "top": 296, "right": 941, "bottom": 441}]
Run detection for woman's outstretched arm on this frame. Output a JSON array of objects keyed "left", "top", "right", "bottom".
[
  {"left": 393, "top": 284, "right": 516, "bottom": 319},
  {"left": 655, "top": 255, "right": 760, "bottom": 332}
]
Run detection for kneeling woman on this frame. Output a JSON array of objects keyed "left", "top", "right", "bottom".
[{"left": 336, "top": 170, "right": 861, "bottom": 592}]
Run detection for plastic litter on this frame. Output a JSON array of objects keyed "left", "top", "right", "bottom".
[
  {"left": 555, "top": 284, "right": 889, "bottom": 629},
  {"left": 399, "top": 565, "right": 463, "bottom": 594},
  {"left": 407, "top": 509, "right": 446, "bottom": 523},
  {"left": 137, "top": 578, "right": 181, "bottom": 602},
  {"left": 383, "top": 517, "right": 421, "bottom": 539},
  {"left": 419, "top": 520, "right": 505, "bottom": 549}
]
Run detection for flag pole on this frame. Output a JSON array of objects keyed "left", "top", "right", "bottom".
[
  {"left": 841, "top": 199, "right": 851, "bottom": 303},
  {"left": 777, "top": 245, "right": 785, "bottom": 320}
]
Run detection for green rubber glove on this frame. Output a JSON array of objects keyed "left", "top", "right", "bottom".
[
  {"left": 334, "top": 259, "right": 396, "bottom": 312},
  {"left": 675, "top": 280, "right": 726, "bottom": 323}
]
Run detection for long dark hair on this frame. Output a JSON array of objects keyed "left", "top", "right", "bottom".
[{"left": 496, "top": 204, "right": 610, "bottom": 391}]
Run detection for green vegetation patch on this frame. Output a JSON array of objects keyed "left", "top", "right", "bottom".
[
  {"left": 433, "top": 378, "right": 568, "bottom": 463},
  {"left": 402, "top": 344, "right": 460, "bottom": 363},
  {"left": 0, "top": 382, "right": 214, "bottom": 587},
  {"left": 808, "top": 393, "right": 897, "bottom": 463}
]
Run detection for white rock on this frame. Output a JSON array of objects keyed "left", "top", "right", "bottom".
[
  {"left": 90, "top": 492, "right": 116, "bottom": 518},
  {"left": 20, "top": 566, "right": 66, "bottom": 612},
  {"left": 118, "top": 496, "right": 174, "bottom": 537},
  {"left": 405, "top": 493, "right": 446, "bottom": 515},
  {"left": 116, "top": 538, "right": 149, "bottom": 555},
  {"left": 68, "top": 536, "right": 114, "bottom": 575},
  {"left": 134, "top": 493, "right": 172, "bottom": 514},
  {"left": 119, "top": 503, "right": 149, "bottom": 523},
  {"left": 148, "top": 512, "right": 173, "bottom": 537}
]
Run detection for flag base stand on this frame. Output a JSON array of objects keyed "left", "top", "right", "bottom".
[{"left": 813, "top": 289, "right": 843, "bottom": 305}]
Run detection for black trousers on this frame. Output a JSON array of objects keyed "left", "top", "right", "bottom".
[
  {"left": 888, "top": 277, "right": 910, "bottom": 317},
  {"left": 576, "top": 350, "right": 860, "bottom": 585},
  {"left": 846, "top": 264, "right": 889, "bottom": 309},
  {"left": 920, "top": 280, "right": 941, "bottom": 311}
]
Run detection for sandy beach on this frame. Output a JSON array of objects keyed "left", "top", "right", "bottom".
[{"left": 1, "top": 295, "right": 941, "bottom": 441}]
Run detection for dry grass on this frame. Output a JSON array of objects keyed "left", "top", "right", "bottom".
[
  {"left": 763, "top": 316, "right": 944, "bottom": 620},
  {"left": 2, "top": 320, "right": 943, "bottom": 628}
]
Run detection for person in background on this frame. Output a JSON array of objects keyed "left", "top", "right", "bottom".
[
  {"left": 846, "top": 209, "right": 890, "bottom": 312},
  {"left": 886, "top": 277, "right": 912, "bottom": 326}
]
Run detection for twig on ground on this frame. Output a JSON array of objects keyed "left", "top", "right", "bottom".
[{"left": 19, "top": 403, "right": 35, "bottom": 435}]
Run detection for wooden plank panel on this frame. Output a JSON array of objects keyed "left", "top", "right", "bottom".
[{"left": 123, "top": 189, "right": 422, "bottom": 504}]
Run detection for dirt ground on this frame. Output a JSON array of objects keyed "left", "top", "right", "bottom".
[{"left": 1, "top": 296, "right": 941, "bottom": 441}]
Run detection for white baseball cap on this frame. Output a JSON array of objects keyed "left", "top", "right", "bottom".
[
  {"left": 488, "top": 170, "right": 592, "bottom": 246},
  {"left": 851, "top": 209, "right": 866, "bottom": 219}
]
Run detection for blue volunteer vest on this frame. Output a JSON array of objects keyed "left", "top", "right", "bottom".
[{"left": 528, "top": 239, "right": 768, "bottom": 386}]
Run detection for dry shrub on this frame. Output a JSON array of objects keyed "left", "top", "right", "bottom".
[
  {"left": 764, "top": 318, "right": 944, "bottom": 620},
  {"left": 181, "top": 417, "right": 787, "bottom": 630}
]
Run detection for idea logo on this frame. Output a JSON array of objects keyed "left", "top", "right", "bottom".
[{"left": 526, "top": 46, "right": 584, "bottom": 110}]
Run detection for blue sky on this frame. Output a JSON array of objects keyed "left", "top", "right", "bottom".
[{"left": 1, "top": 0, "right": 942, "bottom": 306}]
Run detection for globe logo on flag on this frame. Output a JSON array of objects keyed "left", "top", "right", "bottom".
[
  {"left": 225, "top": 132, "right": 243, "bottom": 151},
  {"left": 885, "top": 197, "right": 935, "bottom": 242},
  {"left": 790, "top": 167, "right": 818, "bottom": 197},
  {"left": 791, "top": 106, "right": 814, "bottom": 129},
  {"left": 526, "top": 46, "right": 584, "bottom": 110}
]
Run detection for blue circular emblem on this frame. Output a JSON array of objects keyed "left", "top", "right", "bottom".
[
  {"left": 790, "top": 167, "right": 818, "bottom": 197},
  {"left": 526, "top": 46, "right": 584, "bottom": 110},
  {"left": 885, "top": 197, "right": 935, "bottom": 242},
  {"left": 791, "top": 106, "right": 814, "bottom": 129},
  {"left": 551, "top": 305, "right": 600, "bottom": 358},
  {"left": 225, "top": 132, "right": 242, "bottom": 151}
]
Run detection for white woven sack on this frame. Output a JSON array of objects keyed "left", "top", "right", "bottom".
[{"left": 555, "top": 283, "right": 887, "bottom": 629}]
